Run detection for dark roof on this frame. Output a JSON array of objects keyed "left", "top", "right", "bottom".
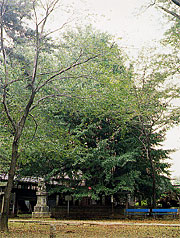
[{"left": 0, "top": 174, "right": 39, "bottom": 184}]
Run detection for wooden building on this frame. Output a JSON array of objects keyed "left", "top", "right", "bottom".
[{"left": 0, "top": 174, "right": 129, "bottom": 218}]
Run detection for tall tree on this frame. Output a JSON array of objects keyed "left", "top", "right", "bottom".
[
  {"left": 0, "top": 0, "right": 103, "bottom": 231},
  {"left": 18, "top": 47, "right": 174, "bottom": 206},
  {"left": 130, "top": 50, "right": 179, "bottom": 207},
  {"left": 18, "top": 97, "right": 173, "bottom": 205},
  {"left": 16, "top": 31, "right": 136, "bottom": 199}
]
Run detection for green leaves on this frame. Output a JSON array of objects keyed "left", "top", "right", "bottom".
[{"left": 0, "top": 0, "right": 177, "bottom": 207}]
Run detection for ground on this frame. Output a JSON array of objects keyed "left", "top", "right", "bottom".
[{"left": 1, "top": 218, "right": 180, "bottom": 237}]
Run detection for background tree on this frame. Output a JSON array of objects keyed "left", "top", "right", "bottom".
[
  {"left": 18, "top": 95, "right": 173, "bottom": 205},
  {"left": 17, "top": 29, "right": 136, "bottom": 200},
  {"left": 130, "top": 50, "right": 179, "bottom": 207},
  {"left": 1, "top": 1, "right": 179, "bottom": 232},
  {"left": 18, "top": 45, "right": 175, "bottom": 206}
]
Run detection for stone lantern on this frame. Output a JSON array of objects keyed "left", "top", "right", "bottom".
[{"left": 32, "top": 179, "right": 51, "bottom": 218}]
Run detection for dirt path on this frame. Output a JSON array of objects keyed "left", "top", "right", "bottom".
[{"left": 9, "top": 219, "right": 180, "bottom": 227}]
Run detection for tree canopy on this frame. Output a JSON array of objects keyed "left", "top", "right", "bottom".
[{"left": 0, "top": 0, "right": 179, "bottom": 232}]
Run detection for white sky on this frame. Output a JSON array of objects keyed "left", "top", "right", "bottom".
[
  {"left": 51, "top": 0, "right": 180, "bottom": 178},
  {"left": 62, "top": 0, "right": 169, "bottom": 50}
]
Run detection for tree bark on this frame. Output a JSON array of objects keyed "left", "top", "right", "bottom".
[
  {"left": 171, "top": 0, "right": 180, "bottom": 7},
  {"left": 0, "top": 90, "right": 35, "bottom": 231},
  {"left": 146, "top": 149, "right": 156, "bottom": 208},
  {"left": 0, "top": 140, "right": 19, "bottom": 232}
]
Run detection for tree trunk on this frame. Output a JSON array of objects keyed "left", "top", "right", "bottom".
[
  {"left": 147, "top": 149, "right": 156, "bottom": 208},
  {"left": 0, "top": 93, "right": 35, "bottom": 232},
  {"left": 152, "top": 171, "right": 156, "bottom": 208},
  {"left": 0, "top": 140, "right": 19, "bottom": 232}
]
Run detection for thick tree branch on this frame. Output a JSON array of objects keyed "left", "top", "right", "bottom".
[
  {"left": 2, "top": 97, "right": 17, "bottom": 131},
  {"left": 171, "top": 0, "right": 180, "bottom": 7},
  {"left": 25, "top": 113, "right": 38, "bottom": 143},
  {"left": 158, "top": 5, "right": 180, "bottom": 20},
  {"left": 20, "top": 92, "right": 36, "bottom": 123}
]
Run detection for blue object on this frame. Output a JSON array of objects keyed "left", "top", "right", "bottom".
[
  {"left": 152, "top": 208, "right": 178, "bottom": 217},
  {"left": 125, "top": 209, "right": 150, "bottom": 217}
]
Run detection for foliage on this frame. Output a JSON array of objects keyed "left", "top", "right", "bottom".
[
  {"left": 0, "top": 3, "right": 179, "bottom": 230},
  {"left": 18, "top": 98, "right": 173, "bottom": 203},
  {"left": 129, "top": 50, "right": 179, "bottom": 206},
  {"left": 16, "top": 33, "right": 138, "bottom": 200},
  {"left": 0, "top": 104, "right": 12, "bottom": 173},
  {"left": 158, "top": 190, "right": 180, "bottom": 207},
  {"left": 1, "top": 0, "right": 126, "bottom": 231},
  {"left": 15, "top": 28, "right": 178, "bottom": 204}
]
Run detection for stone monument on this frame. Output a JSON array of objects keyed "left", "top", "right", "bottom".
[{"left": 32, "top": 179, "right": 51, "bottom": 218}]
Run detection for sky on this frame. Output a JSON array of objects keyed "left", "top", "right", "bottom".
[
  {"left": 50, "top": 0, "right": 180, "bottom": 178},
  {"left": 59, "top": 0, "right": 169, "bottom": 51}
]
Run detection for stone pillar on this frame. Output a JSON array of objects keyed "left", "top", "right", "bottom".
[
  {"left": 12, "top": 192, "right": 16, "bottom": 216},
  {"left": 32, "top": 179, "right": 51, "bottom": 218},
  {"left": 56, "top": 195, "right": 59, "bottom": 206}
]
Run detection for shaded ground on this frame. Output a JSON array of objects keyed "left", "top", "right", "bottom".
[{"left": 1, "top": 219, "right": 180, "bottom": 237}]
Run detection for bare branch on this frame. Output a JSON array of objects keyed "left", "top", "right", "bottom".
[
  {"left": 145, "top": 0, "right": 180, "bottom": 19},
  {"left": 4, "top": 70, "right": 63, "bottom": 88},
  {"left": 31, "top": 0, "right": 61, "bottom": 88},
  {"left": 3, "top": 79, "right": 23, "bottom": 88},
  {"left": 38, "top": 0, "right": 59, "bottom": 31},
  {"left": 3, "top": 71, "right": 91, "bottom": 89},
  {"left": 40, "top": 4, "right": 49, "bottom": 35},
  {"left": 171, "top": 0, "right": 180, "bottom": 7},
  {"left": 45, "top": 74, "right": 95, "bottom": 87},
  {"left": 158, "top": 5, "right": 180, "bottom": 20},
  {"left": 31, "top": 1, "right": 40, "bottom": 88},
  {"left": 0, "top": 0, "right": 7, "bottom": 18},
  {"left": 32, "top": 0, "right": 38, "bottom": 25},
  {"left": 2, "top": 96, "right": 17, "bottom": 131},
  {"left": 0, "top": 1, "right": 7, "bottom": 84},
  {"left": 36, "top": 53, "right": 100, "bottom": 92},
  {"left": 146, "top": 0, "right": 157, "bottom": 9},
  {"left": 39, "top": 0, "right": 46, "bottom": 11},
  {"left": 138, "top": 0, "right": 157, "bottom": 15},
  {"left": 42, "top": 19, "right": 73, "bottom": 39},
  {"left": 30, "top": 93, "right": 86, "bottom": 112}
]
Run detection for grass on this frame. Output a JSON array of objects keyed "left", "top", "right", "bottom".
[{"left": 1, "top": 220, "right": 180, "bottom": 238}]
